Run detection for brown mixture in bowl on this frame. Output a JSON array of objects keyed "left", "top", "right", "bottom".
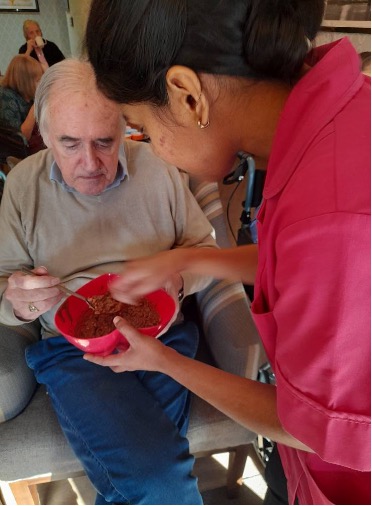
[{"left": 75, "top": 293, "right": 160, "bottom": 338}]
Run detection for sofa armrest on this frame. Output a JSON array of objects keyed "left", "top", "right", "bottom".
[
  {"left": 188, "top": 176, "right": 262, "bottom": 379},
  {"left": 188, "top": 178, "right": 233, "bottom": 249},
  {"left": 195, "top": 280, "right": 261, "bottom": 379},
  {"left": 0, "top": 321, "right": 41, "bottom": 422}
]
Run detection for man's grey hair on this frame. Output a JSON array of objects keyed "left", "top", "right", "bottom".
[
  {"left": 23, "top": 19, "right": 41, "bottom": 39},
  {"left": 35, "top": 58, "right": 121, "bottom": 144}
]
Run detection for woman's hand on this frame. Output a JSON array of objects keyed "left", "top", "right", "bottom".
[
  {"left": 25, "top": 38, "right": 37, "bottom": 56},
  {"left": 155, "top": 272, "right": 183, "bottom": 337},
  {"left": 110, "top": 246, "right": 259, "bottom": 305},
  {"left": 110, "top": 250, "right": 185, "bottom": 304},
  {"left": 83, "top": 316, "right": 173, "bottom": 373},
  {"left": 4, "top": 266, "right": 64, "bottom": 320}
]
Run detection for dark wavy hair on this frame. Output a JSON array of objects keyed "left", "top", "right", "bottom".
[{"left": 85, "top": 0, "right": 324, "bottom": 106}]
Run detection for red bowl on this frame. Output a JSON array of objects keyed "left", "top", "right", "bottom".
[{"left": 54, "top": 273, "right": 176, "bottom": 356}]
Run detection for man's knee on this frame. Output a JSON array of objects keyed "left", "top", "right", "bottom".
[{"left": 0, "top": 323, "right": 40, "bottom": 422}]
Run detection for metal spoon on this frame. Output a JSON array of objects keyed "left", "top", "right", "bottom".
[{"left": 21, "top": 267, "right": 95, "bottom": 310}]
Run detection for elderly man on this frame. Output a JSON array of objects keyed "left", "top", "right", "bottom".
[{"left": 0, "top": 59, "right": 217, "bottom": 505}]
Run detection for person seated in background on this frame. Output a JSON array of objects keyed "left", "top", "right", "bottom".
[
  {"left": 0, "top": 54, "right": 45, "bottom": 155},
  {"left": 0, "top": 59, "right": 217, "bottom": 505},
  {"left": 19, "top": 19, "right": 65, "bottom": 70}
]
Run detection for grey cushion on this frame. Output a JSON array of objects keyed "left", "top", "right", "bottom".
[
  {"left": 0, "top": 322, "right": 39, "bottom": 423},
  {"left": 188, "top": 395, "right": 256, "bottom": 454},
  {"left": 0, "top": 383, "right": 256, "bottom": 482},
  {"left": 0, "top": 386, "right": 81, "bottom": 482}
]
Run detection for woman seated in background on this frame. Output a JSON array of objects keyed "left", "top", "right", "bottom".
[{"left": 0, "top": 54, "right": 45, "bottom": 155}]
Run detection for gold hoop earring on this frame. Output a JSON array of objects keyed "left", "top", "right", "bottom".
[{"left": 197, "top": 119, "right": 210, "bottom": 129}]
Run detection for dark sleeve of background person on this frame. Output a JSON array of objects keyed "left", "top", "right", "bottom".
[
  {"left": 28, "top": 124, "right": 46, "bottom": 155},
  {"left": 19, "top": 40, "right": 65, "bottom": 66},
  {"left": 18, "top": 42, "right": 28, "bottom": 55}
]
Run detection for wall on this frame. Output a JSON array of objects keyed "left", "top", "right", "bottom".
[
  {"left": 0, "top": 0, "right": 71, "bottom": 74},
  {"left": 66, "top": 0, "right": 91, "bottom": 57},
  {"left": 316, "top": 29, "right": 371, "bottom": 53},
  {"left": 0, "top": 2, "right": 369, "bottom": 74}
]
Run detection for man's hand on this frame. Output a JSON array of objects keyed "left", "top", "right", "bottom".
[{"left": 4, "top": 266, "right": 64, "bottom": 320}]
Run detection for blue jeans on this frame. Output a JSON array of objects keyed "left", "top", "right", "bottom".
[{"left": 25, "top": 322, "right": 202, "bottom": 505}]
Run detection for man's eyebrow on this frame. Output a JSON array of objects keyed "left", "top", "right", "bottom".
[
  {"left": 58, "top": 136, "right": 114, "bottom": 143},
  {"left": 95, "top": 137, "right": 114, "bottom": 143},
  {"left": 59, "top": 135, "right": 80, "bottom": 142}
]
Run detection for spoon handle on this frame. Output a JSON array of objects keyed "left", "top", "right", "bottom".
[{"left": 55, "top": 284, "right": 92, "bottom": 306}]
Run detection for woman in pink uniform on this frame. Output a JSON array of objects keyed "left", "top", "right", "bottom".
[{"left": 84, "top": 1, "right": 371, "bottom": 503}]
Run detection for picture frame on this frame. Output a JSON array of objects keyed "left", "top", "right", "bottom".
[
  {"left": 322, "top": 0, "right": 371, "bottom": 30},
  {"left": 0, "top": 0, "right": 39, "bottom": 12}
]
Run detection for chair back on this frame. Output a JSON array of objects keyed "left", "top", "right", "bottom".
[
  {"left": 0, "top": 126, "right": 29, "bottom": 164},
  {"left": 187, "top": 175, "right": 261, "bottom": 377}
]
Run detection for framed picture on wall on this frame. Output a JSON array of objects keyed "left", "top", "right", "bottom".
[
  {"left": 0, "top": 0, "right": 39, "bottom": 12},
  {"left": 322, "top": 0, "right": 371, "bottom": 29}
]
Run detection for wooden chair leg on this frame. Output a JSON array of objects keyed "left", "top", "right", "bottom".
[
  {"left": 3, "top": 481, "right": 40, "bottom": 505},
  {"left": 29, "top": 484, "right": 40, "bottom": 505},
  {"left": 226, "top": 444, "right": 251, "bottom": 498}
]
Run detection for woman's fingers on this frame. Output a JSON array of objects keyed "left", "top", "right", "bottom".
[
  {"left": 83, "top": 350, "right": 128, "bottom": 368},
  {"left": 84, "top": 317, "right": 166, "bottom": 373},
  {"left": 113, "top": 316, "right": 140, "bottom": 345},
  {"left": 83, "top": 317, "right": 143, "bottom": 370},
  {"left": 110, "top": 252, "right": 179, "bottom": 303}
]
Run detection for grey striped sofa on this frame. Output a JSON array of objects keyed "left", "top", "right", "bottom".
[{"left": 0, "top": 177, "right": 262, "bottom": 504}]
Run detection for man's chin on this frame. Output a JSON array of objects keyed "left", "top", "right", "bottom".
[
  {"left": 74, "top": 176, "right": 109, "bottom": 195},
  {"left": 76, "top": 182, "right": 107, "bottom": 196}
]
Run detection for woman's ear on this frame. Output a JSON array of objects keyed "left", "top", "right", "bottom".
[{"left": 166, "top": 65, "right": 209, "bottom": 127}]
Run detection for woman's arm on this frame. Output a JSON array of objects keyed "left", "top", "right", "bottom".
[
  {"left": 179, "top": 244, "right": 258, "bottom": 283},
  {"left": 20, "top": 104, "right": 36, "bottom": 140},
  {"left": 85, "top": 316, "right": 312, "bottom": 453},
  {"left": 111, "top": 245, "right": 258, "bottom": 304}
]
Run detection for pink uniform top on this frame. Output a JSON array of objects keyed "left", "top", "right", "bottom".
[{"left": 251, "top": 38, "right": 370, "bottom": 504}]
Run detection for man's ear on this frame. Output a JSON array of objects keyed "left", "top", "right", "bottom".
[
  {"left": 165, "top": 65, "right": 209, "bottom": 126},
  {"left": 40, "top": 131, "right": 50, "bottom": 147}
]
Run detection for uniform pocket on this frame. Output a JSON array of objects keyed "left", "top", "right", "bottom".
[{"left": 251, "top": 291, "right": 276, "bottom": 363}]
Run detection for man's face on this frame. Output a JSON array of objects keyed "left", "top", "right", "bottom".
[
  {"left": 26, "top": 23, "right": 42, "bottom": 40},
  {"left": 46, "top": 91, "right": 123, "bottom": 195}
]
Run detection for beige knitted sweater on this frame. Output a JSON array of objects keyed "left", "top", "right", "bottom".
[{"left": 0, "top": 140, "right": 216, "bottom": 337}]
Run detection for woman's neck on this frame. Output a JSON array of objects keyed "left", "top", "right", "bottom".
[
  {"left": 241, "top": 81, "right": 292, "bottom": 163},
  {"left": 216, "top": 78, "right": 293, "bottom": 168}
]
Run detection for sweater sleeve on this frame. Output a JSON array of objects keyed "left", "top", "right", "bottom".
[
  {"left": 0, "top": 175, "right": 36, "bottom": 326},
  {"left": 167, "top": 167, "right": 217, "bottom": 296}
]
